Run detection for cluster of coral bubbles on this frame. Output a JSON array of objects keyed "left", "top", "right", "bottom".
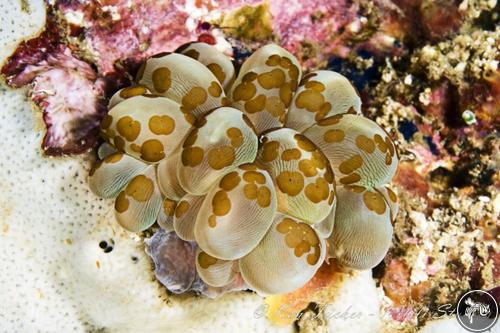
[{"left": 89, "top": 43, "right": 399, "bottom": 295}]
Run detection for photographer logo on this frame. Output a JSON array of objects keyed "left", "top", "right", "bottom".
[{"left": 456, "top": 290, "right": 498, "bottom": 332}]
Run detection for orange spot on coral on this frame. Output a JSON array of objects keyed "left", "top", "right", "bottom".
[{"left": 264, "top": 262, "right": 347, "bottom": 325}]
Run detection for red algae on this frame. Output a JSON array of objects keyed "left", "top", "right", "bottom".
[{"left": 1, "top": 16, "right": 61, "bottom": 83}]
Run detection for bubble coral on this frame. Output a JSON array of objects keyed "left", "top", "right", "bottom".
[{"left": 88, "top": 43, "right": 399, "bottom": 295}]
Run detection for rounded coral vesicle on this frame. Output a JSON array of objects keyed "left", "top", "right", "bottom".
[
  {"left": 89, "top": 42, "right": 399, "bottom": 296},
  {"left": 329, "top": 186, "right": 394, "bottom": 270}
]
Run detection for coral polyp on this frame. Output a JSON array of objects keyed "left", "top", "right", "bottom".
[{"left": 88, "top": 43, "right": 399, "bottom": 295}]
